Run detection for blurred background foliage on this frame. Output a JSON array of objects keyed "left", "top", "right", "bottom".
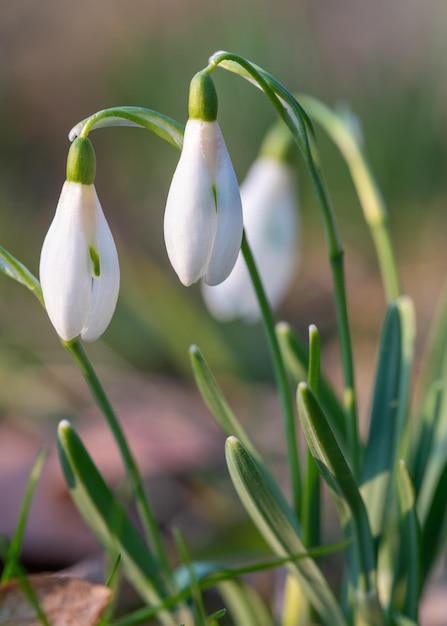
[{"left": 1, "top": 0, "right": 447, "bottom": 422}]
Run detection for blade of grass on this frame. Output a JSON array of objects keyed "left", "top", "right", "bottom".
[
  {"left": 361, "top": 298, "right": 414, "bottom": 539},
  {"left": 217, "top": 579, "right": 272, "bottom": 626},
  {"left": 296, "top": 94, "right": 401, "bottom": 301},
  {"left": 297, "top": 383, "right": 384, "bottom": 624},
  {"left": 396, "top": 461, "right": 421, "bottom": 621},
  {"left": 57, "top": 420, "right": 176, "bottom": 626},
  {"left": 419, "top": 459, "right": 447, "bottom": 588},
  {"left": 189, "top": 344, "right": 260, "bottom": 461},
  {"left": 276, "top": 321, "right": 348, "bottom": 454},
  {"left": 1, "top": 449, "right": 47, "bottom": 583},
  {"left": 225, "top": 436, "right": 347, "bottom": 626}
]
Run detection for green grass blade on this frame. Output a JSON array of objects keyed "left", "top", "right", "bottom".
[
  {"left": 297, "top": 383, "right": 384, "bottom": 623},
  {"left": 276, "top": 321, "right": 348, "bottom": 453},
  {"left": 411, "top": 381, "right": 443, "bottom": 494},
  {"left": 393, "top": 615, "right": 420, "bottom": 626},
  {"left": 0, "top": 246, "right": 43, "bottom": 305},
  {"left": 189, "top": 344, "right": 260, "bottom": 460},
  {"left": 361, "top": 298, "right": 414, "bottom": 539},
  {"left": 419, "top": 460, "right": 447, "bottom": 588},
  {"left": 1, "top": 449, "right": 47, "bottom": 583},
  {"left": 397, "top": 461, "right": 421, "bottom": 620},
  {"left": 296, "top": 94, "right": 401, "bottom": 302},
  {"left": 225, "top": 436, "right": 347, "bottom": 626},
  {"left": 57, "top": 420, "right": 175, "bottom": 626},
  {"left": 217, "top": 579, "right": 272, "bottom": 626}
]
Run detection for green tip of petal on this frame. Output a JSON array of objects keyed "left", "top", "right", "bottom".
[
  {"left": 66, "top": 137, "right": 96, "bottom": 184},
  {"left": 188, "top": 71, "right": 218, "bottom": 121}
]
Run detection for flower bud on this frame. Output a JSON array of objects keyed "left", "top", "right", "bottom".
[
  {"left": 40, "top": 138, "right": 120, "bottom": 341},
  {"left": 164, "top": 74, "right": 243, "bottom": 287}
]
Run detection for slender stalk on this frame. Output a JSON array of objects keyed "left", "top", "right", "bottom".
[
  {"left": 297, "top": 94, "right": 401, "bottom": 302},
  {"left": 208, "top": 51, "right": 360, "bottom": 477},
  {"left": 302, "top": 326, "right": 321, "bottom": 548},
  {"left": 241, "top": 233, "right": 301, "bottom": 517},
  {"left": 63, "top": 338, "right": 173, "bottom": 588},
  {"left": 302, "top": 132, "right": 359, "bottom": 477}
]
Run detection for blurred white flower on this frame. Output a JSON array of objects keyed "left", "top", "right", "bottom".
[
  {"left": 164, "top": 118, "right": 243, "bottom": 286},
  {"left": 40, "top": 181, "right": 120, "bottom": 342},
  {"left": 202, "top": 156, "right": 298, "bottom": 321}
]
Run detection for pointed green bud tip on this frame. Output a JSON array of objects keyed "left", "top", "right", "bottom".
[
  {"left": 188, "top": 72, "right": 218, "bottom": 121},
  {"left": 66, "top": 137, "right": 96, "bottom": 184}
]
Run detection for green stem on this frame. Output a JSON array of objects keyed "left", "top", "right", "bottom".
[
  {"left": 63, "top": 338, "right": 173, "bottom": 588},
  {"left": 302, "top": 326, "right": 321, "bottom": 548},
  {"left": 241, "top": 233, "right": 301, "bottom": 517},
  {"left": 297, "top": 95, "right": 401, "bottom": 302},
  {"left": 208, "top": 51, "right": 360, "bottom": 478}
]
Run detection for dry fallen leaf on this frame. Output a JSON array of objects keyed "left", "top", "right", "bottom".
[{"left": 0, "top": 574, "right": 112, "bottom": 626}]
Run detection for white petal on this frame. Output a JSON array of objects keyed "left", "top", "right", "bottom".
[
  {"left": 40, "top": 181, "right": 93, "bottom": 340},
  {"left": 164, "top": 119, "right": 217, "bottom": 286},
  {"left": 241, "top": 158, "right": 298, "bottom": 310},
  {"left": 202, "top": 157, "right": 298, "bottom": 322},
  {"left": 202, "top": 253, "right": 257, "bottom": 320},
  {"left": 204, "top": 124, "right": 243, "bottom": 286},
  {"left": 80, "top": 188, "right": 120, "bottom": 342}
]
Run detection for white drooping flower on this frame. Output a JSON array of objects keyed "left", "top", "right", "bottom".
[
  {"left": 40, "top": 137, "right": 120, "bottom": 342},
  {"left": 164, "top": 71, "right": 243, "bottom": 286},
  {"left": 202, "top": 155, "right": 298, "bottom": 322}
]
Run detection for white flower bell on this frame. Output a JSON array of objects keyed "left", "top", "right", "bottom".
[
  {"left": 164, "top": 72, "right": 243, "bottom": 286},
  {"left": 40, "top": 137, "right": 120, "bottom": 342},
  {"left": 202, "top": 127, "right": 298, "bottom": 321}
]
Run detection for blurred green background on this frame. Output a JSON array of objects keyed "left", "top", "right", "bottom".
[{"left": 1, "top": 0, "right": 447, "bottom": 422}]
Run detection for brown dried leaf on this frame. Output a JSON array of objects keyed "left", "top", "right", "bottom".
[{"left": 0, "top": 575, "right": 112, "bottom": 626}]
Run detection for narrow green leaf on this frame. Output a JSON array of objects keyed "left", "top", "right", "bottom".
[
  {"left": 217, "top": 579, "right": 272, "bottom": 626},
  {"left": 415, "top": 281, "right": 447, "bottom": 415},
  {"left": 69, "top": 107, "right": 184, "bottom": 149},
  {"left": 297, "top": 384, "right": 384, "bottom": 623},
  {"left": 57, "top": 420, "right": 175, "bottom": 626},
  {"left": 1, "top": 449, "right": 48, "bottom": 583},
  {"left": 361, "top": 298, "right": 414, "bottom": 539},
  {"left": 0, "top": 246, "right": 43, "bottom": 305},
  {"left": 414, "top": 348, "right": 447, "bottom": 529},
  {"left": 411, "top": 381, "right": 443, "bottom": 494},
  {"left": 397, "top": 461, "right": 421, "bottom": 620},
  {"left": 189, "top": 345, "right": 260, "bottom": 460},
  {"left": 412, "top": 283, "right": 447, "bottom": 513},
  {"left": 173, "top": 530, "right": 205, "bottom": 626},
  {"left": 225, "top": 436, "right": 348, "bottom": 626},
  {"left": 276, "top": 321, "right": 348, "bottom": 453},
  {"left": 393, "top": 615, "right": 421, "bottom": 626},
  {"left": 296, "top": 94, "right": 401, "bottom": 302},
  {"left": 302, "top": 325, "right": 321, "bottom": 551},
  {"left": 420, "top": 460, "right": 447, "bottom": 587}
]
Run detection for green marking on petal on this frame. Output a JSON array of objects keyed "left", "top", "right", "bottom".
[
  {"left": 212, "top": 183, "right": 218, "bottom": 212},
  {"left": 89, "top": 246, "right": 101, "bottom": 277}
]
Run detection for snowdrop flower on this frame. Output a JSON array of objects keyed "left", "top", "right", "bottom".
[
  {"left": 202, "top": 125, "right": 298, "bottom": 321},
  {"left": 164, "top": 71, "right": 243, "bottom": 286},
  {"left": 40, "top": 137, "right": 120, "bottom": 342}
]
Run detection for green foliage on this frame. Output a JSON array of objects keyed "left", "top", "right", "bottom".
[{"left": 2, "top": 48, "right": 446, "bottom": 626}]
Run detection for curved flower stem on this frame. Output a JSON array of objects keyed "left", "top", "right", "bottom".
[
  {"left": 70, "top": 107, "right": 184, "bottom": 150},
  {"left": 297, "top": 94, "right": 401, "bottom": 302},
  {"left": 241, "top": 232, "right": 301, "bottom": 517},
  {"left": 63, "top": 338, "right": 173, "bottom": 589},
  {"left": 207, "top": 51, "right": 360, "bottom": 477}
]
